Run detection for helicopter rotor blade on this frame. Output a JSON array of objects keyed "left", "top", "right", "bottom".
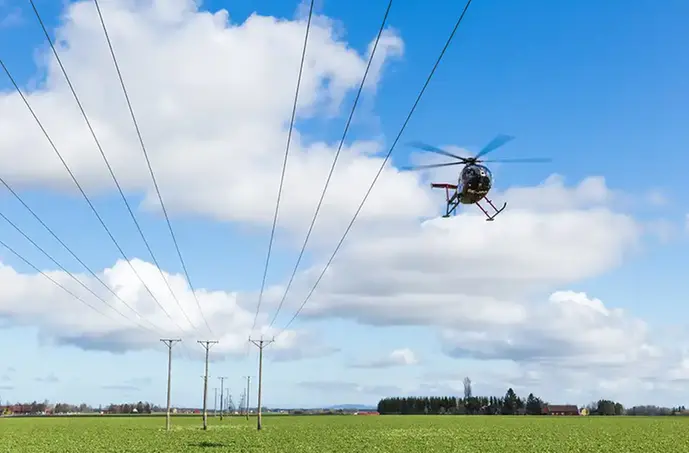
[
  {"left": 479, "top": 157, "right": 552, "bottom": 163},
  {"left": 408, "top": 141, "right": 469, "bottom": 162},
  {"left": 401, "top": 161, "right": 465, "bottom": 171},
  {"left": 474, "top": 134, "right": 516, "bottom": 159}
]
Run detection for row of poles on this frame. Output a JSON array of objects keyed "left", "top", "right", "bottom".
[{"left": 160, "top": 337, "right": 273, "bottom": 431}]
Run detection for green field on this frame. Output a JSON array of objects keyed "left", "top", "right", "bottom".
[{"left": 2, "top": 415, "right": 689, "bottom": 452}]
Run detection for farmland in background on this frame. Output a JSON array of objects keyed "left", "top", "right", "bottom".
[{"left": 2, "top": 414, "right": 689, "bottom": 452}]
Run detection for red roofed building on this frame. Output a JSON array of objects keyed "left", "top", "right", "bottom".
[{"left": 542, "top": 405, "right": 579, "bottom": 416}]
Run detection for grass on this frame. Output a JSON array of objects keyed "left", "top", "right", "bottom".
[{"left": 2, "top": 414, "right": 689, "bottom": 452}]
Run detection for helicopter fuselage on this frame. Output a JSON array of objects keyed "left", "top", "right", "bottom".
[{"left": 457, "top": 164, "right": 492, "bottom": 204}]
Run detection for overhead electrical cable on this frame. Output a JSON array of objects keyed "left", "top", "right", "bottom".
[
  {"left": 0, "top": 176, "right": 161, "bottom": 332},
  {"left": 0, "top": 237, "right": 126, "bottom": 324},
  {"left": 91, "top": 0, "right": 214, "bottom": 337},
  {"left": 250, "top": 0, "right": 316, "bottom": 334},
  {"left": 275, "top": 0, "right": 475, "bottom": 337},
  {"left": 25, "top": 1, "right": 197, "bottom": 334},
  {"left": 0, "top": 59, "right": 188, "bottom": 337},
  {"left": 0, "top": 209, "right": 158, "bottom": 335},
  {"left": 267, "top": 0, "right": 393, "bottom": 328}
]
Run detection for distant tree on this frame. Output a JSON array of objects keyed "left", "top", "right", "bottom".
[
  {"left": 526, "top": 393, "right": 543, "bottom": 415},
  {"left": 595, "top": 399, "right": 618, "bottom": 416},
  {"left": 613, "top": 402, "right": 624, "bottom": 416},
  {"left": 502, "top": 388, "right": 519, "bottom": 415},
  {"left": 463, "top": 377, "right": 472, "bottom": 400}
]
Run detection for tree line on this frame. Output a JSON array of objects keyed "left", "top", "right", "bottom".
[
  {"left": 377, "top": 388, "right": 687, "bottom": 416},
  {"left": 1, "top": 400, "right": 164, "bottom": 415},
  {"left": 377, "top": 388, "right": 548, "bottom": 415}
]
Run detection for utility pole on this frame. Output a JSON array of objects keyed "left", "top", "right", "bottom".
[
  {"left": 228, "top": 394, "right": 235, "bottom": 413},
  {"left": 244, "top": 375, "right": 251, "bottom": 420},
  {"left": 249, "top": 337, "right": 274, "bottom": 430},
  {"left": 239, "top": 390, "right": 246, "bottom": 417},
  {"left": 197, "top": 340, "right": 218, "bottom": 430},
  {"left": 214, "top": 388, "right": 218, "bottom": 416},
  {"left": 218, "top": 376, "right": 228, "bottom": 421},
  {"left": 160, "top": 339, "right": 181, "bottom": 432}
]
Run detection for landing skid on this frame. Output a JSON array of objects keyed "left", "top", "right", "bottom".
[
  {"left": 430, "top": 183, "right": 506, "bottom": 221},
  {"left": 443, "top": 194, "right": 460, "bottom": 218},
  {"left": 476, "top": 197, "right": 507, "bottom": 221}
]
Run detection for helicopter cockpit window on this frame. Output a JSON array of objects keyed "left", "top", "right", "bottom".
[{"left": 483, "top": 167, "right": 492, "bottom": 179}]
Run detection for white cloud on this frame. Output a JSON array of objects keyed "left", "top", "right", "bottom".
[
  {"left": 645, "top": 189, "right": 668, "bottom": 206},
  {"left": 352, "top": 348, "right": 419, "bottom": 368},
  {"left": 0, "top": 0, "right": 684, "bottom": 403},
  {"left": 644, "top": 218, "right": 677, "bottom": 243},
  {"left": 440, "top": 290, "right": 658, "bottom": 366},
  {"left": 0, "top": 4, "right": 22, "bottom": 29},
  {"left": 281, "top": 176, "right": 640, "bottom": 330},
  {"left": 0, "top": 0, "right": 427, "bottom": 236},
  {"left": 0, "top": 258, "right": 318, "bottom": 359}
]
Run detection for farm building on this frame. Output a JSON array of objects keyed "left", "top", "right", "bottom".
[
  {"left": 2, "top": 404, "right": 33, "bottom": 415},
  {"left": 542, "top": 405, "right": 579, "bottom": 416}
]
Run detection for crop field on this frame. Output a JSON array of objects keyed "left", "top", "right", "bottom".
[{"left": 1, "top": 414, "right": 689, "bottom": 452}]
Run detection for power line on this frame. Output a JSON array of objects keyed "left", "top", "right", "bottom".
[
  {"left": 0, "top": 54, "right": 186, "bottom": 337},
  {"left": 0, "top": 236, "right": 131, "bottom": 328},
  {"left": 0, "top": 208, "right": 159, "bottom": 334},
  {"left": 25, "top": 0, "right": 198, "bottom": 334},
  {"left": 0, "top": 174, "right": 193, "bottom": 360},
  {"left": 250, "top": 0, "right": 316, "bottom": 334},
  {"left": 275, "top": 0, "right": 475, "bottom": 336},
  {"left": 0, "top": 176, "right": 162, "bottom": 331},
  {"left": 268, "top": 0, "right": 393, "bottom": 328},
  {"left": 91, "top": 0, "right": 214, "bottom": 337}
]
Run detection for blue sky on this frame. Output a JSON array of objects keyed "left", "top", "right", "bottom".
[{"left": 0, "top": 0, "right": 688, "bottom": 410}]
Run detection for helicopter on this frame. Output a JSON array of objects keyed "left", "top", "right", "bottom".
[{"left": 404, "top": 134, "right": 551, "bottom": 221}]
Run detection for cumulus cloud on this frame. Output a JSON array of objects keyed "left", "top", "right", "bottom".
[
  {"left": 0, "top": 0, "right": 427, "bottom": 236},
  {"left": 0, "top": 258, "right": 312, "bottom": 359},
  {"left": 277, "top": 176, "right": 640, "bottom": 330},
  {"left": 0, "top": 0, "right": 683, "bottom": 402},
  {"left": 441, "top": 291, "right": 658, "bottom": 366},
  {"left": 266, "top": 330, "right": 340, "bottom": 362},
  {"left": 352, "top": 348, "right": 419, "bottom": 368}
]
